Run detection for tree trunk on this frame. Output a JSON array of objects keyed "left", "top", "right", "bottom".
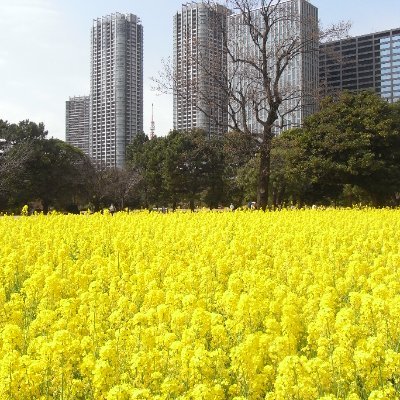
[
  {"left": 272, "top": 190, "right": 277, "bottom": 209},
  {"left": 42, "top": 200, "right": 49, "bottom": 215},
  {"left": 257, "top": 135, "right": 272, "bottom": 211},
  {"left": 274, "top": 185, "right": 286, "bottom": 209}
]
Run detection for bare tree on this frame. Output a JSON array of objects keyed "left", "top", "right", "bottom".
[
  {"left": 154, "top": 0, "right": 350, "bottom": 209},
  {"left": 90, "top": 167, "right": 142, "bottom": 210},
  {"left": 0, "top": 141, "right": 33, "bottom": 196}
]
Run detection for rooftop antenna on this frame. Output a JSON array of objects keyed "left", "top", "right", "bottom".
[{"left": 150, "top": 103, "right": 156, "bottom": 139}]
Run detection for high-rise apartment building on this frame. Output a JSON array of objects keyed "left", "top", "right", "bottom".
[
  {"left": 65, "top": 96, "right": 90, "bottom": 155},
  {"left": 227, "top": 0, "right": 319, "bottom": 134},
  {"left": 90, "top": 13, "right": 143, "bottom": 169},
  {"left": 320, "top": 28, "right": 400, "bottom": 103},
  {"left": 173, "top": 2, "right": 230, "bottom": 136}
]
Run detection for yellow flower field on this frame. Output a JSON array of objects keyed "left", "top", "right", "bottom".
[{"left": 0, "top": 209, "right": 400, "bottom": 399}]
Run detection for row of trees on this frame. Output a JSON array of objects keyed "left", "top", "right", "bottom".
[
  {"left": 0, "top": 120, "right": 142, "bottom": 213},
  {"left": 0, "top": 91, "right": 399, "bottom": 212},
  {"left": 127, "top": 128, "right": 257, "bottom": 210},
  {"left": 0, "top": 118, "right": 230, "bottom": 212},
  {"left": 128, "top": 91, "right": 400, "bottom": 209}
]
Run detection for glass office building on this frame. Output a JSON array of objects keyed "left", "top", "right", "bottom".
[{"left": 320, "top": 28, "right": 400, "bottom": 103}]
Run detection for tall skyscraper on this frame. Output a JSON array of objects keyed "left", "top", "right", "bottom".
[
  {"left": 320, "top": 28, "right": 400, "bottom": 103},
  {"left": 90, "top": 13, "right": 143, "bottom": 169},
  {"left": 173, "top": 2, "right": 230, "bottom": 136},
  {"left": 65, "top": 96, "right": 90, "bottom": 155},
  {"left": 227, "top": 0, "right": 319, "bottom": 134}
]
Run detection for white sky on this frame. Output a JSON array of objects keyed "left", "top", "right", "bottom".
[{"left": 0, "top": 0, "right": 399, "bottom": 140}]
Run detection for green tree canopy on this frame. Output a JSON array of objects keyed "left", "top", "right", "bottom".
[
  {"left": 127, "top": 130, "right": 225, "bottom": 210},
  {"left": 127, "top": 132, "right": 168, "bottom": 208},
  {"left": 272, "top": 92, "right": 400, "bottom": 206},
  {"left": 0, "top": 119, "right": 94, "bottom": 212},
  {"left": 164, "top": 130, "right": 224, "bottom": 210},
  {"left": 0, "top": 119, "right": 47, "bottom": 147}
]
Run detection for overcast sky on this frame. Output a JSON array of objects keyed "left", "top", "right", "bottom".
[{"left": 1, "top": 0, "right": 400, "bottom": 140}]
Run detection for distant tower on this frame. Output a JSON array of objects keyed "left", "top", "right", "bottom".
[
  {"left": 66, "top": 95, "right": 90, "bottom": 155},
  {"left": 90, "top": 13, "right": 143, "bottom": 169},
  {"left": 150, "top": 103, "right": 156, "bottom": 139},
  {"left": 173, "top": 2, "right": 230, "bottom": 136}
]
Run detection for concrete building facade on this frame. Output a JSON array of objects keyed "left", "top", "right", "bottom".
[
  {"left": 90, "top": 13, "right": 143, "bottom": 169},
  {"left": 173, "top": 2, "right": 230, "bottom": 136},
  {"left": 65, "top": 96, "right": 90, "bottom": 155},
  {"left": 320, "top": 28, "right": 400, "bottom": 103}
]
